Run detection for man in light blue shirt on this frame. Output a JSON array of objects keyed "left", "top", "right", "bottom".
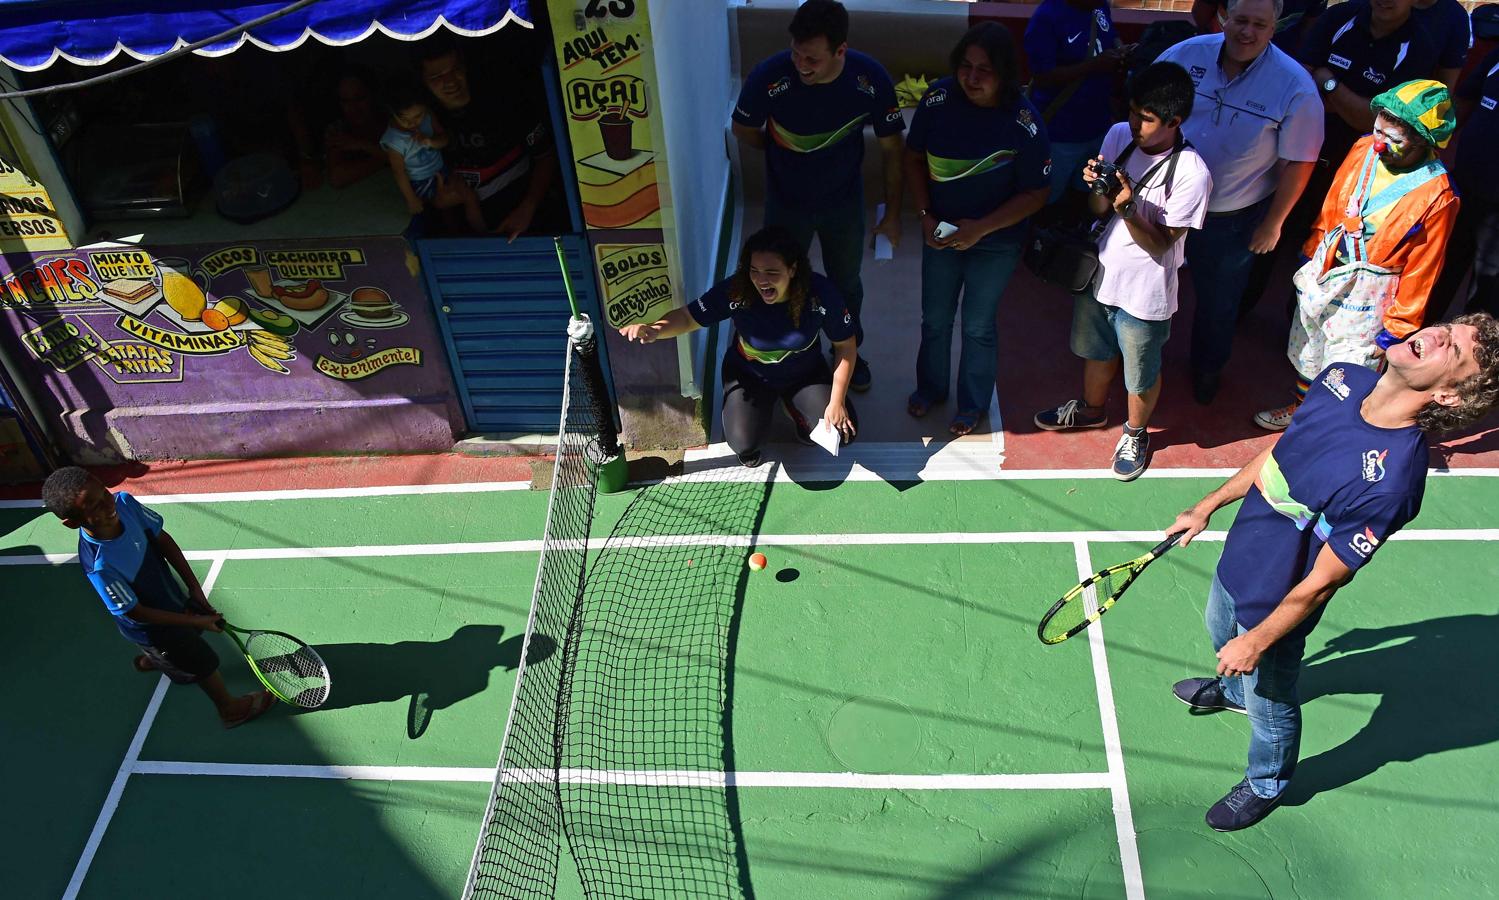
[{"left": 1158, "top": 0, "right": 1323, "bottom": 404}]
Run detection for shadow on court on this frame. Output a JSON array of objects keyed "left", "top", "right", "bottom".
[
  {"left": 1285, "top": 612, "right": 1499, "bottom": 808},
  {"left": 311, "top": 625, "right": 557, "bottom": 739}
]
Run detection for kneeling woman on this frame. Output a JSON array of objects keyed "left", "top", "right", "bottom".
[{"left": 619, "top": 226, "right": 859, "bottom": 467}]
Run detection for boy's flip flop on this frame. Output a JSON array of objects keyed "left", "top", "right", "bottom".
[{"left": 223, "top": 690, "right": 275, "bottom": 730}]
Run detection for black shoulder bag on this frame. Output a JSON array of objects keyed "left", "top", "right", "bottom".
[{"left": 1024, "top": 135, "right": 1186, "bottom": 295}]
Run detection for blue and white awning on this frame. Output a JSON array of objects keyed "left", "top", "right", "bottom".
[{"left": 0, "top": 0, "right": 531, "bottom": 72}]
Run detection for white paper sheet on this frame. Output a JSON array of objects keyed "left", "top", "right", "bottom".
[{"left": 811, "top": 418, "right": 841, "bottom": 456}]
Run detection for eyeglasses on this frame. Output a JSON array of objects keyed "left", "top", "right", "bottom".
[{"left": 1200, "top": 90, "right": 1276, "bottom": 128}]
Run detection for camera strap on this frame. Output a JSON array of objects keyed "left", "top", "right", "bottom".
[{"left": 1096, "top": 133, "right": 1187, "bottom": 232}]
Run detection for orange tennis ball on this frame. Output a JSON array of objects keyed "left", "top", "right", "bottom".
[{"left": 748, "top": 552, "right": 767, "bottom": 571}]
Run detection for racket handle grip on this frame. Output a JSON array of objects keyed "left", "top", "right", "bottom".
[{"left": 1152, "top": 532, "right": 1184, "bottom": 557}]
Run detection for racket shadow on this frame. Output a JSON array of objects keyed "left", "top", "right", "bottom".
[
  {"left": 307, "top": 625, "right": 558, "bottom": 740},
  {"left": 1284, "top": 611, "right": 1499, "bottom": 811}
]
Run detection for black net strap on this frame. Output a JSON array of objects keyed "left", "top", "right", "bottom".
[{"left": 571, "top": 329, "right": 621, "bottom": 460}]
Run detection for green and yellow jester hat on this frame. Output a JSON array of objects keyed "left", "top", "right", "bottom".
[{"left": 1370, "top": 79, "right": 1457, "bottom": 149}]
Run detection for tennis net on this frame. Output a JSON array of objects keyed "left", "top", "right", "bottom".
[
  {"left": 464, "top": 322, "right": 759, "bottom": 899},
  {"left": 464, "top": 324, "right": 602, "bottom": 900}
]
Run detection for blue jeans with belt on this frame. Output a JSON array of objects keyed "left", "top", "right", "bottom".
[
  {"left": 1206, "top": 572, "right": 1305, "bottom": 799},
  {"left": 765, "top": 190, "right": 867, "bottom": 346},
  {"left": 916, "top": 239, "right": 1022, "bottom": 414},
  {"left": 1184, "top": 198, "right": 1271, "bottom": 377}
]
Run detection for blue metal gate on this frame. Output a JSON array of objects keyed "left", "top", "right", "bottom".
[{"left": 417, "top": 234, "right": 612, "bottom": 435}]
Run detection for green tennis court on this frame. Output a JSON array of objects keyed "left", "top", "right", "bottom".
[{"left": 6, "top": 473, "right": 1498, "bottom": 898}]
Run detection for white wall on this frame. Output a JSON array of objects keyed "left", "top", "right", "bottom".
[
  {"left": 647, "top": 0, "right": 739, "bottom": 398},
  {"left": 650, "top": 0, "right": 736, "bottom": 302}
]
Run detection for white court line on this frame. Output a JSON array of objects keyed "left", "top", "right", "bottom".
[
  {"left": 7, "top": 527, "right": 1499, "bottom": 568},
  {"left": 1075, "top": 540, "right": 1146, "bottom": 900},
  {"left": 128, "top": 761, "right": 1113, "bottom": 791},
  {"left": 0, "top": 480, "right": 529, "bottom": 509},
  {"left": 63, "top": 555, "right": 227, "bottom": 900}
]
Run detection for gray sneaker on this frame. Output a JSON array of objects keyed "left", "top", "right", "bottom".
[
  {"left": 1034, "top": 399, "right": 1108, "bottom": 431},
  {"left": 1172, "top": 677, "right": 1247, "bottom": 715}
]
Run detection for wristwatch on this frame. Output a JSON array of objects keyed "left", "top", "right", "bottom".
[
  {"left": 1321, "top": 77, "right": 1338, "bottom": 94},
  {"left": 1119, "top": 200, "right": 1137, "bottom": 220}
]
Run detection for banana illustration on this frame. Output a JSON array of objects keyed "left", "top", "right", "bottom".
[
  {"left": 247, "top": 344, "right": 292, "bottom": 374},
  {"left": 248, "top": 338, "right": 295, "bottom": 360}
]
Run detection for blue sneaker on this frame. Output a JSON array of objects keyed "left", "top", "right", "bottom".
[
  {"left": 1172, "top": 677, "right": 1247, "bottom": 715},
  {"left": 1206, "top": 778, "right": 1282, "bottom": 832},
  {"left": 850, "top": 357, "right": 872, "bottom": 393},
  {"left": 1033, "top": 399, "right": 1107, "bottom": 431},
  {"left": 1111, "top": 424, "right": 1150, "bottom": 482}
]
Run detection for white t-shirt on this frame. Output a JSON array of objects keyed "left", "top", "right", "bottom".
[{"left": 1094, "top": 122, "right": 1213, "bottom": 321}]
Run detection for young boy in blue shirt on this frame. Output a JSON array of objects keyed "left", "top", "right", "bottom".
[{"left": 42, "top": 467, "right": 272, "bottom": 729}]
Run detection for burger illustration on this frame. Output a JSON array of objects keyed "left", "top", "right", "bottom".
[{"left": 340, "top": 286, "right": 408, "bottom": 328}]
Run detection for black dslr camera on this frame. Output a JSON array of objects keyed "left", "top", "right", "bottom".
[{"left": 1088, "top": 161, "right": 1123, "bottom": 197}]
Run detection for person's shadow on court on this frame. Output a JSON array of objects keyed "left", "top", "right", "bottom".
[
  {"left": 1283, "top": 611, "right": 1499, "bottom": 807},
  {"left": 310, "top": 625, "right": 556, "bottom": 740}
]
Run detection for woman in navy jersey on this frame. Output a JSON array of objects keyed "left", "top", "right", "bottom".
[
  {"left": 618, "top": 227, "right": 859, "bottom": 468},
  {"left": 905, "top": 23, "right": 1052, "bottom": 436}
]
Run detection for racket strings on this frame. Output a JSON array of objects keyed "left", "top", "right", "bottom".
[
  {"left": 243, "top": 632, "right": 330, "bottom": 708},
  {"left": 1040, "top": 567, "right": 1125, "bottom": 644}
]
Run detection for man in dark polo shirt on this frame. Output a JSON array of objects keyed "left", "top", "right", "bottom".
[
  {"left": 1168, "top": 313, "right": 1499, "bottom": 831},
  {"left": 1429, "top": 45, "right": 1499, "bottom": 321},
  {"left": 418, "top": 38, "right": 566, "bottom": 239},
  {"left": 732, "top": 0, "right": 906, "bottom": 393},
  {"left": 1412, "top": 0, "right": 1472, "bottom": 88},
  {"left": 1241, "top": 0, "right": 1444, "bottom": 314}
]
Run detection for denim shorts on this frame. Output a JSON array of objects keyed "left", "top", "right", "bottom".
[{"left": 1070, "top": 293, "right": 1171, "bottom": 394}]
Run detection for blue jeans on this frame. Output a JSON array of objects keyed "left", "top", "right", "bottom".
[
  {"left": 916, "top": 239, "right": 1022, "bottom": 413},
  {"left": 1069, "top": 293, "right": 1171, "bottom": 394},
  {"left": 1183, "top": 198, "right": 1270, "bottom": 376},
  {"left": 765, "top": 191, "right": 867, "bottom": 345},
  {"left": 1206, "top": 573, "right": 1304, "bottom": 800}
]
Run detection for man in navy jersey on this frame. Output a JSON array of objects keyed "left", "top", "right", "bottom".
[
  {"left": 1427, "top": 44, "right": 1499, "bottom": 321},
  {"left": 1412, "top": 0, "right": 1472, "bottom": 89},
  {"left": 1167, "top": 312, "right": 1499, "bottom": 831},
  {"left": 1025, "top": 0, "right": 1128, "bottom": 203},
  {"left": 732, "top": 0, "right": 905, "bottom": 393},
  {"left": 43, "top": 468, "right": 273, "bottom": 729}
]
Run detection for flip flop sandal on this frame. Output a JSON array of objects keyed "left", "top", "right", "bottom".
[
  {"left": 223, "top": 690, "right": 275, "bottom": 730},
  {"left": 133, "top": 654, "right": 158, "bottom": 673},
  {"left": 907, "top": 392, "right": 933, "bottom": 418},
  {"left": 948, "top": 411, "right": 982, "bottom": 437}
]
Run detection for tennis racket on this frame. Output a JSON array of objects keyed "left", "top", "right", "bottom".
[
  {"left": 218, "top": 620, "right": 331, "bottom": 708},
  {"left": 1037, "top": 533, "right": 1182, "bottom": 645}
]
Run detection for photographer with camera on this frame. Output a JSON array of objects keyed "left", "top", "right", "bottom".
[{"left": 1033, "top": 63, "right": 1213, "bottom": 481}]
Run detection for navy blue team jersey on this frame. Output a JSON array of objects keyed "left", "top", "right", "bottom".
[
  {"left": 1454, "top": 46, "right": 1499, "bottom": 201},
  {"left": 1217, "top": 365, "right": 1427, "bottom": 640},
  {"left": 688, "top": 272, "right": 855, "bottom": 385},
  {"left": 733, "top": 50, "right": 904, "bottom": 210},
  {"left": 906, "top": 78, "right": 1052, "bottom": 246}
]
